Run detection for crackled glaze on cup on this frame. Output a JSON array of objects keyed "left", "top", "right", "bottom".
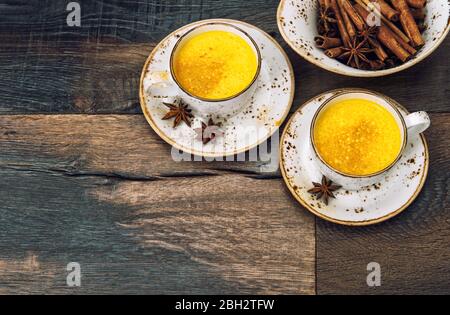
[
  {"left": 147, "top": 22, "right": 262, "bottom": 117},
  {"left": 310, "top": 90, "right": 430, "bottom": 190}
]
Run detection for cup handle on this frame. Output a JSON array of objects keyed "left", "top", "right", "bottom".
[
  {"left": 146, "top": 80, "right": 179, "bottom": 101},
  {"left": 404, "top": 111, "right": 430, "bottom": 137}
]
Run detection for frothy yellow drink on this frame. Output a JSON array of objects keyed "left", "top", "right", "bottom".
[
  {"left": 314, "top": 99, "right": 402, "bottom": 176},
  {"left": 173, "top": 30, "right": 258, "bottom": 100}
]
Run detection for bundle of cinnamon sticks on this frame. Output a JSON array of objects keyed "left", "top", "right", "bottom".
[{"left": 315, "top": 0, "right": 426, "bottom": 70}]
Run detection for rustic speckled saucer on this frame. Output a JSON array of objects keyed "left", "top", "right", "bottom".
[
  {"left": 280, "top": 89, "right": 429, "bottom": 226},
  {"left": 140, "top": 19, "right": 294, "bottom": 157},
  {"left": 277, "top": 0, "right": 450, "bottom": 77}
]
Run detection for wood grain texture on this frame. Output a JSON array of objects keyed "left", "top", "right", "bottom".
[
  {"left": 0, "top": 0, "right": 448, "bottom": 113},
  {"left": 0, "top": 115, "right": 315, "bottom": 294},
  {"left": 0, "top": 0, "right": 449, "bottom": 295},
  {"left": 316, "top": 114, "right": 450, "bottom": 295},
  {"left": 0, "top": 114, "right": 276, "bottom": 176},
  {"left": 0, "top": 0, "right": 278, "bottom": 113}
]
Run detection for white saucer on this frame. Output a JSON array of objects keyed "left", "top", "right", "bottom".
[
  {"left": 280, "top": 89, "right": 429, "bottom": 226},
  {"left": 139, "top": 19, "right": 294, "bottom": 157}
]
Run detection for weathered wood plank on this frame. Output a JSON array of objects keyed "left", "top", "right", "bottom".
[
  {"left": 316, "top": 114, "right": 450, "bottom": 295},
  {"left": 0, "top": 0, "right": 448, "bottom": 113},
  {"left": 0, "top": 0, "right": 278, "bottom": 113},
  {"left": 0, "top": 114, "right": 315, "bottom": 294},
  {"left": 0, "top": 114, "right": 276, "bottom": 176},
  {"left": 0, "top": 39, "right": 152, "bottom": 114},
  {"left": 0, "top": 0, "right": 449, "bottom": 295}
]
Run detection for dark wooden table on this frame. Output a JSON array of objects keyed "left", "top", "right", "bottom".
[{"left": 0, "top": 0, "right": 448, "bottom": 295}]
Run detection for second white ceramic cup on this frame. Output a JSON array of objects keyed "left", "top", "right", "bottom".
[{"left": 310, "top": 90, "right": 430, "bottom": 190}]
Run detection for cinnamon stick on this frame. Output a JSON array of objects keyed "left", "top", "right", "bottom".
[
  {"left": 325, "top": 47, "right": 345, "bottom": 58},
  {"left": 338, "top": 0, "right": 356, "bottom": 38},
  {"left": 330, "top": 0, "right": 351, "bottom": 47},
  {"left": 315, "top": 36, "right": 343, "bottom": 49},
  {"left": 377, "top": 29, "right": 411, "bottom": 62},
  {"left": 354, "top": 3, "right": 411, "bottom": 62},
  {"left": 340, "top": 0, "right": 366, "bottom": 31},
  {"left": 368, "top": 38, "right": 389, "bottom": 61},
  {"left": 319, "top": 0, "right": 332, "bottom": 9},
  {"left": 340, "top": 0, "right": 389, "bottom": 61},
  {"left": 356, "top": 0, "right": 416, "bottom": 53},
  {"left": 391, "top": 0, "right": 425, "bottom": 47},
  {"left": 359, "top": 0, "right": 410, "bottom": 43},
  {"left": 387, "top": 23, "right": 417, "bottom": 54},
  {"left": 406, "top": 0, "right": 426, "bottom": 9},
  {"left": 363, "top": 1, "right": 417, "bottom": 54},
  {"left": 370, "top": 0, "right": 399, "bottom": 21}
]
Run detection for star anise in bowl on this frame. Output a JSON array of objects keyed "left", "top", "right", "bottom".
[
  {"left": 318, "top": 5, "right": 337, "bottom": 36},
  {"left": 357, "top": 26, "right": 378, "bottom": 42},
  {"left": 339, "top": 37, "right": 373, "bottom": 69}
]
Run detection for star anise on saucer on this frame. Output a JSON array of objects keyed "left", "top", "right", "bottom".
[
  {"left": 339, "top": 37, "right": 373, "bottom": 69},
  {"left": 194, "top": 118, "right": 221, "bottom": 145},
  {"left": 162, "top": 101, "right": 194, "bottom": 128},
  {"left": 318, "top": 5, "right": 337, "bottom": 36},
  {"left": 307, "top": 175, "right": 342, "bottom": 205}
]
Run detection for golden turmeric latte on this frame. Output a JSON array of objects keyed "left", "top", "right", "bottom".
[
  {"left": 314, "top": 99, "right": 402, "bottom": 176},
  {"left": 173, "top": 30, "right": 258, "bottom": 100}
]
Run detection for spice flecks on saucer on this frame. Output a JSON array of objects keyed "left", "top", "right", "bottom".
[
  {"left": 162, "top": 101, "right": 194, "bottom": 128},
  {"left": 308, "top": 175, "right": 342, "bottom": 205},
  {"left": 354, "top": 207, "right": 364, "bottom": 214}
]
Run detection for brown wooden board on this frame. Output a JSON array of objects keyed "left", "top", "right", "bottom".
[
  {"left": 0, "top": 115, "right": 315, "bottom": 294},
  {"left": 0, "top": 1, "right": 448, "bottom": 113},
  {"left": 0, "top": 0, "right": 449, "bottom": 294}
]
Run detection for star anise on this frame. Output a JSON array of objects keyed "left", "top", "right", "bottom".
[
  {"left": 194, "top": 118, "right": 221, "bottom": 145},
  {"left": 307, "top": 175, "right": 342, "bottom": 205},
  {"left": 357, "top": 25, "right": 378, "bottom": 42},
  {"left": 162, "top": 101, "right": 194, "bottom": 128},
  {"left": 318, "top": 5, "right": 337, "bottom": 36},
  {"left": 339, "top": 37, "right": 373, "bottom": 69}
]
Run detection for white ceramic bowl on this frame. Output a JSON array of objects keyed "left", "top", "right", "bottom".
[{"left": 277, "top": 0, "right": 450, "bottom": 77}]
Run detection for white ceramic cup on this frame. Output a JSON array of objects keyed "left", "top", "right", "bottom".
[
  {"left": 147, "top": 22, "right": 262, "bottom": 117},
  {"left": 310, "top": 90, "right": 430, "bottom": 190}
]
